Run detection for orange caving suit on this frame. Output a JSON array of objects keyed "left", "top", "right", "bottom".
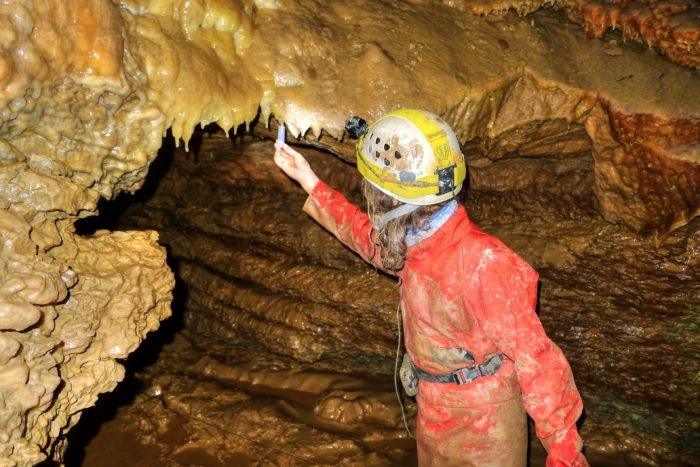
[{"left": 304, "top": 181, "right": 588, "bottom": 467}]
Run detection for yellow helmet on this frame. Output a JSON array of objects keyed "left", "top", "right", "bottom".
[{"left": 354, "top": 109, "right": 466, "bottom": 205}]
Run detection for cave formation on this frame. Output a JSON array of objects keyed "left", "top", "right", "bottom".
[{"left": 0, "top": 0, "right": 698, "bottom": 466}]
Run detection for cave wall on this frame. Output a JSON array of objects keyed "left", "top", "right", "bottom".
[
  {"left": 112, "top": 131, "right": 698, "bottom": 465},
  {"left": 0, "top": 0, "right": 697, "bottom": 464}
]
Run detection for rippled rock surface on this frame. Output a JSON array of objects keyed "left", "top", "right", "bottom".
[{"left": 80, "top": 135, "right": 696, "bottom": 465}]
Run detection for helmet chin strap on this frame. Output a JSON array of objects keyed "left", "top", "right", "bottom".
[{"left": 372, "top": 203, "right": 421, "bottom": 231}]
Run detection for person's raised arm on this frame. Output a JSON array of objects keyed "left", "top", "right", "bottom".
[
  {"left": 273, "top": 141, "right": 389, "bottom": 272},
  {"left": 274, "top": 141, "right": 319, "bottom": 194}
]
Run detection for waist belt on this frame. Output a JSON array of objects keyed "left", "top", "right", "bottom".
[{"left": 414, "top": 353, "right": 505, "bottom": 385}]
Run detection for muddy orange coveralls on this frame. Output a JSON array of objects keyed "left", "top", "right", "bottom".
[{"left": 303, "top": 181, "right": 588, "bottom": 467}]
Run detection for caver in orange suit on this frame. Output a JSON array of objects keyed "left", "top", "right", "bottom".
[
  {"left": 304, "top": 181, "right": 588, "bottom": 466},
  {"left": 276, "top": 109, "right": 587, "bottom": 466}
]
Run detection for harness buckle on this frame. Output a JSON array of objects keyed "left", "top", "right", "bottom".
[
  {"left": 414, "top": 353, "right": 506, "bottom": 386},
  {"left": 452, "top": 370, "right": 468, "bottom": 385}
]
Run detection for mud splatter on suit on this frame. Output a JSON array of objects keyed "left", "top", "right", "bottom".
[{"left": 304, "top": 181, "right": 587, "bottom": 467}]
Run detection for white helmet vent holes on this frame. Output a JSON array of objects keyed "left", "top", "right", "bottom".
[{"left": 369, "top": 135, "right": 405, "bottom": 166}]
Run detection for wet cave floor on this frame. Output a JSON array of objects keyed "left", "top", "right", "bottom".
[
  {"left": 62, "top": 329, "right": 627, "bottom": 467},
  {"left": 64, "top": 332, "right": 417, "bottom": 467},
  {"left": 59, "top": 133, "right": 667, "bottom": 466}
]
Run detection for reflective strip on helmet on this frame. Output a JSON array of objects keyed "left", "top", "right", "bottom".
[{"left": 357, "top": 149, "right": 465, "bottom": 201}]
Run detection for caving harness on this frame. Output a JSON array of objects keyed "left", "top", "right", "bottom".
[{"left": 400, "top": 352, "right": 505, "bottom": 397}]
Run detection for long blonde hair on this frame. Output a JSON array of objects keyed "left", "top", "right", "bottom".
[{"left": 362, "top": 180, "right": 443, "bottom": 271}]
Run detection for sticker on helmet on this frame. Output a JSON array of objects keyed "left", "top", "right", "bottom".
[{"left": 399, "top": 171, "right": 417, "bottom": 182}]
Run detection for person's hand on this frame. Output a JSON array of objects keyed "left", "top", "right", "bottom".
[{"left": 274, "top": 140, "right": 319, "bottom": 194}]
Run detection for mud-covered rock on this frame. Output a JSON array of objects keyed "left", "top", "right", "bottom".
[{"left": 112, "top": 136, "right": 698, "bottom": 465}]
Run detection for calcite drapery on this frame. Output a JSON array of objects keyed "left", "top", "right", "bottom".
[
  {"left": 250, "top": 1, "right": 698, "bottom": 236},
  {"left": 442, "top": 0, "right": 700, "bottom": 69}
]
